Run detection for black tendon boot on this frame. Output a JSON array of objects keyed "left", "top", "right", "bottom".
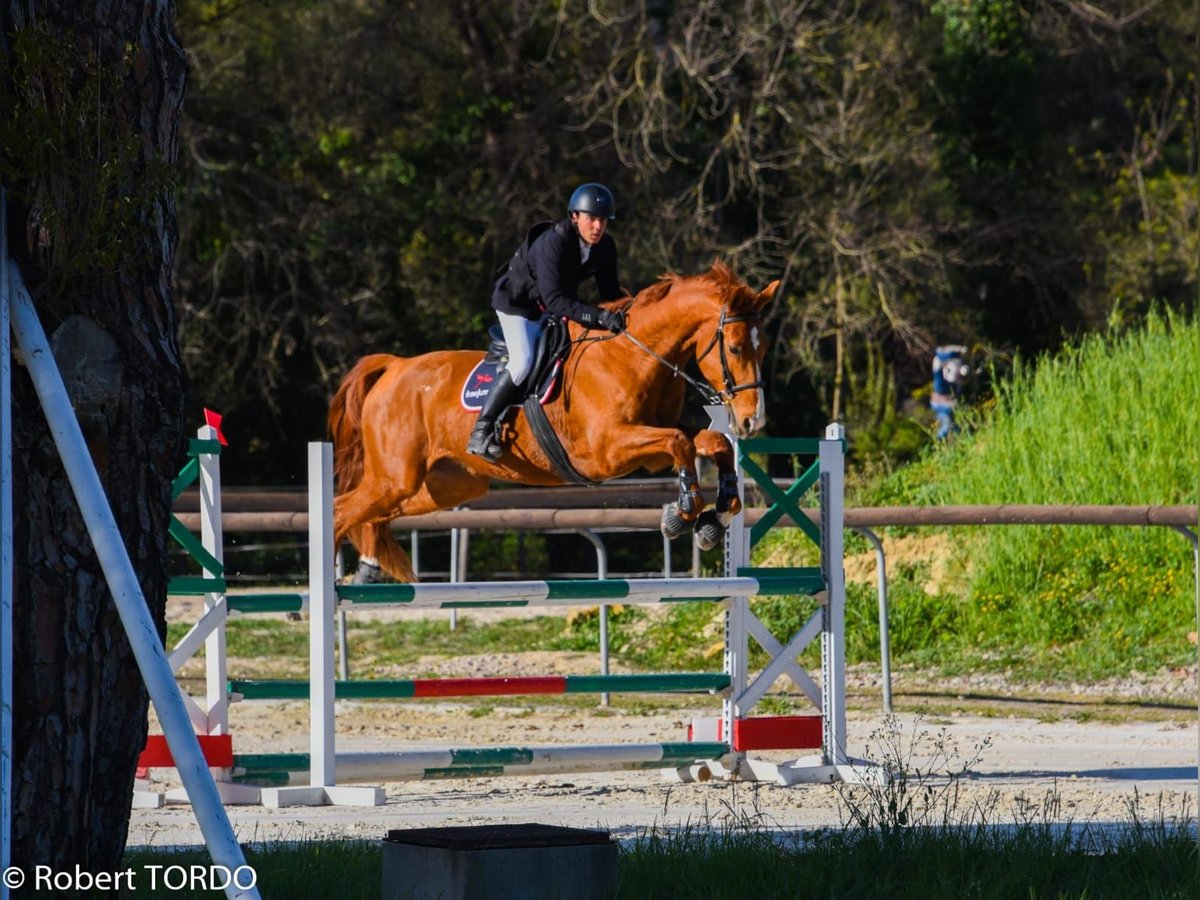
[{"left": 467, "top": 368, "right": 522, "bottom": 461}]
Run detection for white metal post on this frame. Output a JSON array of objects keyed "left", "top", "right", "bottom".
[
  {"left": 167, "top": 430, "right": 257, "bottom": 806},
  {"left": 711, "top": 406, "right": 748, "bottom": 771},
  {"left": 309, "top": 442, "right": 336, "bottom": 788},
  {"left": 852, "top": 526, "right": 893, "bottom": 713},
  {"left": 820, "top": 423, "right": 847, "bottom": 766},
  {"left": 335, "top": 549, "right": 349, "bottom": 681},
  {"left": 448, "top": 527, "right": 468, "bottom": 631},
  {"left": 576, "top": 529, "right": 610, "bottom": 706},
  {"left": 259, "top": 443, "right": 381, "bottom": 808},
  {"left": 199, "top": 425, "right": 228, "bottom": 737}
]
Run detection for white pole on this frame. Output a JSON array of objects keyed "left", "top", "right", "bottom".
[
  {"left": 708, "top": 406, "right": 747, "bottom": 772},
  {"left": 448, "top": 527, "right": 461, "bottom": 630},
  {"left": 820, "top": 423, "right": 847, "bottom": 766},
  {"left": 1, "top": 215, "right": 14, "bottom": 900},
  {"left": 335, "top": 549, "right": 349, "bottom": 682},
  {"left": 6, "top": 266, "right": 258, "bottom": 899},
  {"left": 308, "top": 443, "right": 336, "bottom": 788},
  {"left": 199, "top": 426, "right": 228, "bottom": 738},
  {"left": 575, "top": 529, "right": 610, "bottom": 706}
]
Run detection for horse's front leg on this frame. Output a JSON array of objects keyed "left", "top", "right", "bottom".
[
  {"left": 660, "top": 461, "right": 705, "bottom": 541},
  {"left": 692, "top": 430, "right": 741, "bottom": 551},
  {"left": 582, "top": 424, "right": 703, "bottom": 542},
  {"left": 695, "top": 430, "right": 742, "bottom": 515}
]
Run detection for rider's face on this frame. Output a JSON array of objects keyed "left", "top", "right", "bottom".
[{"left": 573, "top": 212, "right": 608, "bottom": 245}]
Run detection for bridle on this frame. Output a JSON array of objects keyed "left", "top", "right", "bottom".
[{"left": 620, "top": 306, "right": 764, "bottom": 406}]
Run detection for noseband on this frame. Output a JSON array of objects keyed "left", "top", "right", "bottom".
[
  {"left": 694, "top": 308, "right": 766, "bottom": 402},
  {"left": 620, "top": 306, "right": 763, "bottom": 406}
]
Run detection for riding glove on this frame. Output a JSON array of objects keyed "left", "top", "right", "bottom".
[{"left": 597, "top": 309, "right": 626, "bottom": 334}]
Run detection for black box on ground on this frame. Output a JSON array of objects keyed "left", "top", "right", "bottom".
[{"left": 382, "top": 822, "right": 618, "bottom": 900}]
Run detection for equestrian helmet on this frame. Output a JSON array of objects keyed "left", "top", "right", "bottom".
[{"left": 568, "top": 183, "right": 616, "bottom": 220}]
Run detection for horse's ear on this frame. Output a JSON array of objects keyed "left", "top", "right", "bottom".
[{"left": 755, "top": 280, "right": 781, "bottom": 310}]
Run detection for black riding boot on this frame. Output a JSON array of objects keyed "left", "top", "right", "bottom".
[{"left": 467, "top": 368, "right": 522, "bottom": 461}]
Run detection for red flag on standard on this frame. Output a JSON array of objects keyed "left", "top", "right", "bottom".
[{"left": 203, "top": 408, "right": 228, "bottom": 446}]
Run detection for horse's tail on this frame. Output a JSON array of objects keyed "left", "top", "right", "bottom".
[{"left": 328, "top": 354, "right": 395, "bottom": 493}]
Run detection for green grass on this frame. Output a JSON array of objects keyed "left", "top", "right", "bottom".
[
  {"left": 621, "top": 823, "right": 1199, "bottom": 899},
  {"left": 169, "top": 611, "right": 636, "bottom": 679},
  {"left": 105, "top": 841, "right": 378, "bottom": 899},
  {"left": 754, "top": 309, "right": 1200, "bottom": 683},
  {"left": 111, "top": 822, "right": 1199, "bottom": 899}
]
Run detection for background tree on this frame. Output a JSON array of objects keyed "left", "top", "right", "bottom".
[
  {"left": 1, "top": 1, "right": 187, "bottom": 873},
  {"left": 173, "top": 0, "right": 1196, "bottom": 478},
  {"left": 175, "top": 0, "right": 590, "bottom": 477}
]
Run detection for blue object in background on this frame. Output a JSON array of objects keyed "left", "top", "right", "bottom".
[{"left": 931, "top": 345, "right": 969, "bottom": 439}]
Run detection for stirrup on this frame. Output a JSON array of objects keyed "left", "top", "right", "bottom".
[{"left": 467, "top": 423, "right": 503, "bottom": 461}]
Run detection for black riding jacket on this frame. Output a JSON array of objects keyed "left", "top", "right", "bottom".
[{"left": 491, "top": 218, "right": 623, "bottom": 326}]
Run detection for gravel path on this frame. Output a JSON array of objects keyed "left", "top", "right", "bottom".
[{"left": 130, "top": 655, "right": 1200, "bottom": 848}]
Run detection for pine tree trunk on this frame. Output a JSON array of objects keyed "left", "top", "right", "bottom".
[{"left": 3, "top": 1, "right": 187, "bottom": 873}]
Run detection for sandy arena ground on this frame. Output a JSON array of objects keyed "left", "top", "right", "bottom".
[{"left": 129, "top": 604, "right": 1200, "bottom": 848}]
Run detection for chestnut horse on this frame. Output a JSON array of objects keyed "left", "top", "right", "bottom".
[{"left": 328, "top": 260, "right": 778, "bottom": 583}]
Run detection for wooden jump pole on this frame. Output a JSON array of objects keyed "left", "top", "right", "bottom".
[{"left": 172, "top": 504, "right": 1197, "bottom": 535}]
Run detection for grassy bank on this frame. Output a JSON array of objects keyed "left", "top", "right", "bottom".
[{"left": 757, "top": 309, "right": 1199, "bottom": 682}]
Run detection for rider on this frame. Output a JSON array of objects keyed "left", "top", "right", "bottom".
[{"left": 467, "top": 182, "right": 629, "bottom": 461}]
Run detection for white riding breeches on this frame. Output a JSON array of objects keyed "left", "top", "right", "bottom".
[{"left": 496, "top": 310, "right": 546, "bottom": 386}]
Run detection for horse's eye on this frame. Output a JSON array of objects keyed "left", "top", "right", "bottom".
[{"left": 728, "top": 345, "right": 743, "bottom": 357}]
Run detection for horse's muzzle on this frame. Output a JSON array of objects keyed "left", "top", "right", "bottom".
[{"left": 730, "top": 389, "right": 766, "bottom": 439}]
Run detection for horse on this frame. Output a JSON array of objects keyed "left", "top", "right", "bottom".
[{"left": 328, "top": 259, "right": 779, "bottom": 583}]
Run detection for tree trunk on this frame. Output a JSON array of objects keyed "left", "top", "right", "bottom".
[
  {"left": 832, "top": 268, "right": 846, "bottom": 422},
  {"left": 3, "top": 1, "right": 187, "bottom": 874}
]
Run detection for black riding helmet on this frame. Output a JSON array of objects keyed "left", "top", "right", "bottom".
[{"left": 568, "top": 183, "right": 616, "bottom": 220}]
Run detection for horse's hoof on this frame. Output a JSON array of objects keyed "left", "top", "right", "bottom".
[
  {"left": 349, "top": 560, "right": 384, "bottom": 585},
  {"left": 694, "top": 509, "right": 725, "bottom": 551},
  {"left": 661, "top": 503, "right": 691, "bottom": 541}
]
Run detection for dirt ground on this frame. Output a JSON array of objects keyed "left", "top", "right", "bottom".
[{"left": 130, "top": 604, "right": 1200, "bottom": 849}]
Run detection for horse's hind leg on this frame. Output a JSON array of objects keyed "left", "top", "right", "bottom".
[
  {"left": 334, "top": 483, "right": 419, "bottom": 583},
  {"left": 354, "top": 473, "right": 490, "bottom": 582},
  {"left": 335, "top": 460, "right": 488, "bottom": 583},
  {"left": 348, "top": 519, "right": 417, "bottom": 584}
]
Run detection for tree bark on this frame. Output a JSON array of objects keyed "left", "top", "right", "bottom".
[{"left": 3, "top": 0, "right": 187, "bottom": 874}]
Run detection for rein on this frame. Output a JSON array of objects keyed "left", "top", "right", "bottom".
[{"left": 619, "top": 307, "right": 763, "bottom": 406}]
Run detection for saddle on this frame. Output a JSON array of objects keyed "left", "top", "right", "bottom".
[
  {"left": 460, "top": 316, "right": 571, "bottom": 411},
  {"left": 461, "top": 317, "right": 598, "bottom": 485}
]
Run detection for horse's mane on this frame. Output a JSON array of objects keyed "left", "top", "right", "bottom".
[{"left": 627, "top": 259, "right": 756, "bottom": 313}]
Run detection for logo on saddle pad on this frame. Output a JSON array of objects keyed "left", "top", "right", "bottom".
[{"left": 460, "top": 360, "right": 560, "bottom": 412}]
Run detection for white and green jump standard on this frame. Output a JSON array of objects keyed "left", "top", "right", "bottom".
[{"left": 149, "top": 419, "right": 869, "bottom": 809}]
